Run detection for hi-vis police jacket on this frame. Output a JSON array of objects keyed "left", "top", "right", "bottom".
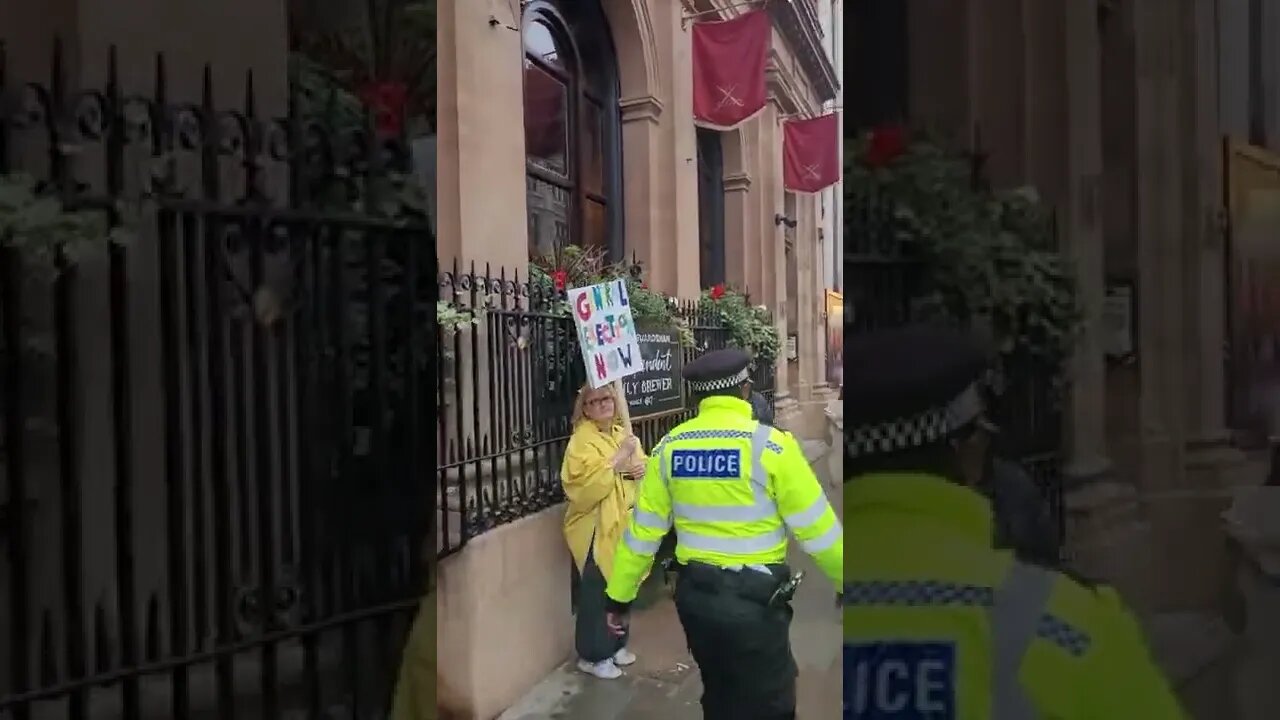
[
  {"left": 844, "top": 473, "right": 1186, "bottom": 719},
  {"left": 604, "top": 396, "right": 843, "bottom": 604}
]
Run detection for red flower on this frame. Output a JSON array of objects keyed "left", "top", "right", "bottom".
[
  {"left": 358, "top": 81, "right": 408, "bottom": 139},
  {"left": 552, "top": 269, "right": 568, "bottom": 291},
  {"left": 863, "top": 124, "right": 907, "bottom": 168},
  {"left": 709, "top": 284, "right": 726, "bottom": 300}
]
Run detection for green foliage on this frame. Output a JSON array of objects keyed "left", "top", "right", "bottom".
[
  {"left": 698, "top": 288, "right": 782, "bottom": 362},
  {"left": 521, "top": 246, "right": 781, "bottom": 359},
  {"left": 290, "top": 0, "right": 435, "bottom": 132},
  {"left": 436, "top": 301, "right": 477, "bottom": 335},
  {"left": 0, "top": 173, "right": 130, "bottom": 280},
  {"left": 844, "top": 133, "right": 1082, "bottom": 370},
  {"left": 529, "top": 246, "right": 692, "bottom": 344}
]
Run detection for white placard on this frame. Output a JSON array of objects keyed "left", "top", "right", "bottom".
[{"left": 568, "top": 280, "right": 644, "bottom": 389}]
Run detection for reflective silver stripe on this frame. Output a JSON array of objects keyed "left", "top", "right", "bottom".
[
  {"left": 633, "top": 508, "right": 671, "bottom": 531},
  {"left": 750, "top": 423, "right": 773, "bottom": 491},
  {"left": 677, "top": 526, "right": 787, "bottom": 554},
  {"left": 673, "top": 500, "right": 775, "bottom": 523},
  {"left": 622, "top": 526, "right": 662, "bottom": 555},
  {"left": 784, "top": 495, "right": 830, "bottom": 529},
  {"left": 990, "top": 562, "right": 1054, "bottom": 720},
  {"left": 797, "top": 520, "right": 842, "bottom": 554},
  {"left": 666, "top": 422, "right": 783, "bottom": 525}
]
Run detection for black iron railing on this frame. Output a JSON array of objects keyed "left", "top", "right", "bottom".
[
  {"left": 0, "top": 42, "right": 430, "bottom": 719},
  {"left": 436, "top": 262, "right": 777, "bottom": 558}
]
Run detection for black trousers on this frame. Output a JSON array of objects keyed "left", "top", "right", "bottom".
[
  {"left": 674, "top": 562, "right": 797, "bottom": 720},
  {"left": 573, "top": 546, "right": 628, "bottom": 663}
]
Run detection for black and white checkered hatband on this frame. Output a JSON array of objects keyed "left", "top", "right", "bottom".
[
  {"left": 846, "top": 383, "right": 986, "bottom": 458},
  {"left": 687, "top": 366, "right": 752, "bottom": 393}
]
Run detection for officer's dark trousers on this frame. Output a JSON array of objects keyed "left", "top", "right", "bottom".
[{"left": 674, "top": 562, "right": 797, "bottom": 720}]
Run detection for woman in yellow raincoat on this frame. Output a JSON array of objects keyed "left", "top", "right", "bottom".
[{"left": 561, "top": 382, "right": 647, "bottom": 679}]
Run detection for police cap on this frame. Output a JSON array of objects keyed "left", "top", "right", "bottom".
[
  {"left": 844, "top": 325, "right": 992, "bottom": 457},
  {"left": 683, "top": 347, "right": 753, "bottom": 393}
]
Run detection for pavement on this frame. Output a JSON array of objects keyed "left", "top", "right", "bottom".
[{"left": 497, "top": 441, "right": 843, "bottom": 720}]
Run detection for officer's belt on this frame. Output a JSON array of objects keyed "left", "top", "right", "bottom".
[{"left": 678, "top": 560, "right": 790, "bottom": 607}]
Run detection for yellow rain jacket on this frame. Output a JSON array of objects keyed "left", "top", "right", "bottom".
[
  {"left": 391, "top": 593, "right": 435, "bottom": 720},
  {"left": 844, "top": 473, "right": 1186, "bottom": 718},
  {"left": 561, "top": 420, "right": 646, "bottom": 580}
]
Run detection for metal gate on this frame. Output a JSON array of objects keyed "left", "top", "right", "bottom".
[{"left": 0, "top": 42, "right": 430, "bottom": 719}]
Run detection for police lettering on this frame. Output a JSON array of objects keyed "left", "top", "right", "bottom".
[
  {"left": 845, "top": 642, "right": 955, "bottom": 719},
  {"left": 669, "top": 449, "right": 740, "bottom": 479}
]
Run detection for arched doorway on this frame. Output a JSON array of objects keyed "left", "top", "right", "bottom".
[{"left": 522, "top": 0, "right": 624, "bottom": 262}]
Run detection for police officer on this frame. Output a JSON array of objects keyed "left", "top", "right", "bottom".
[
  {"left": 604, "top": 348, "right": 842, "bottom": 720},
  {"left": 843, "top": 325, "right": 1185, "bottom": 718}
]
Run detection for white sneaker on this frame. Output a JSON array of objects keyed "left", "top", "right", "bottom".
[
  {"left": 612, "top": 647, "right": 637, "bottom": 667},
  {"left": 577, "top": 658, "right": 623, "bottom": 679}
]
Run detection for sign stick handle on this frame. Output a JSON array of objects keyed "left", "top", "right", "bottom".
[{"left": 613, "top": 379, "right": 634, "bottom": 436}]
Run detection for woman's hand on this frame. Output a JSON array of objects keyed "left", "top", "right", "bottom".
[
  {"left": 612, "top": 436, "right": 639, "bottom": 472},
  {"left": 624, "top": 460, "right": 646, "bottom": 480},
  {"left": 612, "top": 450, "right": 632, "bottom": 473}
]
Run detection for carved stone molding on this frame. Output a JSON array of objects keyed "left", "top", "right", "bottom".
[
  {"left": 724, "top": 171, "right": 752, "bottom": 192},
  {"left": 766, "top": 0, "right": 838, "bottom": 102},
  {"left": 619, "top": 94, "right": 664, "bottom": 124}
]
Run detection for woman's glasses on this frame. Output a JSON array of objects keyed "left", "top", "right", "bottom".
[{"left": 586, "top": 396, "right": 615, "bottom": 408}]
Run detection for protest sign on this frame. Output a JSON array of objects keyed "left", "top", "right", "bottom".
[{"left": 568, "top": 279, "right": 644, "bottom": 390}]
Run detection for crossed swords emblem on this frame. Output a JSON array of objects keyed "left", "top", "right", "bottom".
[
  {"left": 801, "top": 163, "right": 822, "bottom": 180},
  {"left": 715, "top": 85, "right": 744, "bottom": 110}
]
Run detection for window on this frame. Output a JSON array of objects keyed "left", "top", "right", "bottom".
[
  {"left": 522, "top": 1, "right": 623, "bottom": 261},
  {"left": 697, "top": 128, "right": 726, "bottom": 288}
]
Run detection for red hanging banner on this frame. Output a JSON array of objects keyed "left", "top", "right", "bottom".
[
  {"left": 692, "top": 10, "right": 771, "bottom": 130},
  {"left": 783, "top": 112, "right": 841, "bottom": 193}
]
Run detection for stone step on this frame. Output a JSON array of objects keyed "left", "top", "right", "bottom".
[
  {"left": 1064, "top": 481, "right": 1143, "bottom": 544},
  {"left": 1142, "top": 612, "right": 1238, "bottom": 719},
  {"left": 1065, "top": 519, "right": 1158, "bottom": 611},
  {"left": 1144, "top": 612, "right": 1236, "bottom": 688}
]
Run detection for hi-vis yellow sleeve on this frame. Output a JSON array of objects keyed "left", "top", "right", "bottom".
[
  {"left": 1080, "top": 588, "right": 1188, "bottom": 719},
  {"left": 605, "top": 447, "right": 673, "bottom": 604},
  {"left": 771, "top": 432, "right": 843, "bottom": 587}
]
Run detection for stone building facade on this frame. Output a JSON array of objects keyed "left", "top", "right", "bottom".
[
  {"left": 434, "top": 0, "right": 839, "bottom": 716},
  {"left": 873, "top": 1, "right": 1273, "bottom": 705}
]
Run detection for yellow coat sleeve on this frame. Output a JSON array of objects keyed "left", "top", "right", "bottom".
[
  {"left": 561, "top": 431, "right": 618, "bottom": 511},
  {"left": 391, "top": 594, "right": 436, "bottom": 720},
  {"left": 605, "top": 446, "right": 673, "bottom": 604},
  {"left": 1077, "top": 588, "right": 1187, "bottom": 719},
  {"left": 769, "top": 430, "right": 843, "bottom": 588}
]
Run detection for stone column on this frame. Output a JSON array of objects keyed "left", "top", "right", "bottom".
[
  {"left": 794, "top": 193, "right": 819, "bottom": 400},
  {"left": 1061, "top": 0, "right": 1112, "bottom": 482},
  {"left": 1185, "top": 0, "right": 1233, "bottom": 448},
  {"left": 966, "top": 0, "right": 1026, "bottom": 187},
  {"left": 759, "top": 105, "right": 783, "bottom": 309},
  {"left": 670, "top": 12, "right": 702, "bottom": 299},
  {"left": 742, "top": 119, "right": 765, "bottom": 296},
  {"left": 619, "top": 96, "right": 666, "bottom": 286},
  {"left": 1133, "top": 0, "right": 1187, "bottom": 490},
  {"left": 435, "top": 0, "right": 528, "bottom": 271},
  {"left": 722, "top": 168, "right": 753, "bottom": 294}
]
